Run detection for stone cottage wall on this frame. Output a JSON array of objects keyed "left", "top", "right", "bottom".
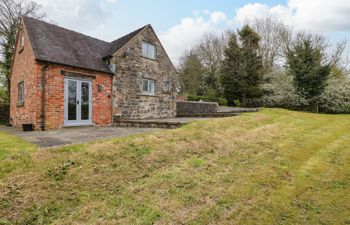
[{"left": 111, "top": 27, "right": 177, "bottom": 119}]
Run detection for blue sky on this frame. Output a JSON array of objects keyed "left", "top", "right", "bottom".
[{"left": 34, "top": 0, "right": 350, "bottom": 64}]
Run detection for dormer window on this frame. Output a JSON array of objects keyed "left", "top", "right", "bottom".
[
  {"left": 109, "top": 63, "right": 117, "bottom": 73},
  {"left": 142, "top": 41, "right": 156, "bottom": 60}
]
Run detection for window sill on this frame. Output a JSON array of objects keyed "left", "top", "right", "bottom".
[
  {"left": 140, "top": 55, "right": 157, "bottom": 62},
  {"left": 18, "top": 47, "right": 24, "bottom": 54},
  {"left": 140, "top": 93, "right": 157, "bottom": 97},
  {"left": 16, "top": 102, "right": 24, "bottom": 107}
]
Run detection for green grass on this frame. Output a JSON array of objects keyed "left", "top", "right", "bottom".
[
  {"left": 0, "top": 132, "right": 36, "bottom": 159},
  {"left": 0, "top": 109, "right": 349, "bottom": 224},
  {"left": 0, "top": 132, "right": 37, "bottom": 178}
]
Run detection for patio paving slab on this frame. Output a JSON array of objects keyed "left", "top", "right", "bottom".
[{"left": 0, "top": 126, "right": 162, "bottom": 148}]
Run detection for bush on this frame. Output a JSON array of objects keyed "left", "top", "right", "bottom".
[
  {"left": 318, "top": 77, "right": 350, "bottom": 113},
  {"left": 258, "top": 70, "right": 308, "bottom": 110},
  {"left": 187, "top": 94, "right": 227, "bottom": 106},
  {"left": 259, "top": 70, "right": 350, "bottom": 113},
  {"left": 0, "top": 102, "right": 9, "bottom": 123}
]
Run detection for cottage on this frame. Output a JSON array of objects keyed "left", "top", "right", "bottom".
[{"left": 10, "top": 17, "right": 177, "bottom": 130}]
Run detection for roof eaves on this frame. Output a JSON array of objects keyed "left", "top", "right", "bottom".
[{"left": 35, "top": 58, "right": 114, "bottom": 75}]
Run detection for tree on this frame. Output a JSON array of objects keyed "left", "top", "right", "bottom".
[
  {"left": 178, "top": 31, "right": 230, "bottom": 96},
  {"left": 0, "top": 0, "right": 44, "bottom": 103},
  {"left": 286, "top": 34, "right": 331, "bottom": 111},
  {"left": 251, "top": 17, "right": 291, "bottom": 73},
  {"left": 178, "top": 50, "right": 203, "bottom": 95},
  {"left": 195, "top": 33, "right": 229, "bottom": 93},
  {"left": 220, "top": 25, "right": 263, "bottom": 106}
]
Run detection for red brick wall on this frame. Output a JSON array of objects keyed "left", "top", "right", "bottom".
[
  {"left": 10, "top": 25, "right": 39, "bottom": 128},
  {"left": 10, "top": 23, "right": 113, "bottom": 130},
  {"left": 39, "top": 64, "right": 113, "bottom": 130}
]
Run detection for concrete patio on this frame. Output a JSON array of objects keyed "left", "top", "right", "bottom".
[
  {"left": 0, "top": 126, "right": 162, "bottom": 148},
  {"left": 0, "top": 107, "right": 259, "bottom": 148},
  {"left": 0, "top": 117, "right": 212, "bottom": 148}
]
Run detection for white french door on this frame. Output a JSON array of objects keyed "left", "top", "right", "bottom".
[{"left": 64, "top": 78, "right": 92, "bottom": 126}]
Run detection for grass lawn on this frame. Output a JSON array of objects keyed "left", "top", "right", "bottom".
[
  {"left": 0, "top": 109, "right": 349, "bottom": 224},
  {"left": 0, "top": 131, "right": 36, "bottom": 160}
]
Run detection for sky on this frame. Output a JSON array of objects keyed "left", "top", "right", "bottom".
[{"left": 33, "top": 0, "right": 350, "bottom": 65}]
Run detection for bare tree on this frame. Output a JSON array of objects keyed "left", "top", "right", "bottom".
[
  {"left": 250, "top": 17, "right": 291, "bottom": 73},
  {"left": 195, "top": 33, "right": 227, "bottom": 73},
  {"left": 0, "top": 0, "right": 44, "bottom": 101},
  {"left": 330, "top": 38, "right": 348, "bottom": 72},
  {"left": 194, "top": 31, "right": 231, "bottom": 93}
]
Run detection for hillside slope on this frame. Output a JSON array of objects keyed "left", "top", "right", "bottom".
[{"left": 0, "top": 109, "right": 349, "bottom": 224}]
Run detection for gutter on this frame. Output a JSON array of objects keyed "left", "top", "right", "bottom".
[{"left": 41, "top": 63, "right": 48, "bottom": 131}]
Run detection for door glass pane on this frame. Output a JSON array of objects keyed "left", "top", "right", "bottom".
[
  {"left": 68, "top": 80, "right": 77, "bottom": 120},
  {"left": 81, "top": 82, "right": 89, "bottom": 120}
]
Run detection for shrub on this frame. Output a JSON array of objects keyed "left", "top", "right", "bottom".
[
  {"left": 258, "top": 70, "right": 308, "bottom": 110},
  {"left": 187, "top": 94, "right": 201, "bottom": 102},
  {"left": 233, "top": 100, "right": 241, "bottom": 107},
  {"left": 0, "top": 102, "right": 9, "bottom": 123},
  {"left": 259, "top": 70, "right": 350, "bottom": 113},
  {"left": 318, "top": 77, "right": 350, "bottom": 114},
  {"left": 187, "top": 94, "right": 227, "bottom": 106}
]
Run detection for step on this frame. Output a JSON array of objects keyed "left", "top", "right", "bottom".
[
  {"left": 176, "top": 112, "right": 240, "bottom": 117},
  {"left": 114, "top": 120, "right": 183, "bottom": 129}
]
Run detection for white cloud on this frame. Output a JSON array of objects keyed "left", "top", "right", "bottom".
[
  {"left": 160, "top": 11, "right": 228, "bottom": 65},
  {"left": 234, "top": 0, "right": 350, "bottom": 32},
  {"left": 210, "top": 11, "right": 227, "bottom": 24},
  {"left": 234, "top": 3, "right": 271, "bottom": 25},
  {"left": 105, "top": 0, "right": 118, "bottom": 3},
  {"left": 34, "top": 0, "right": 116, "bottom": 32}
]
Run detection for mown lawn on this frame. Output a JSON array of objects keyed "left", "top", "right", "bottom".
[{"left": 0, "top": 109, "right": 349, "bottom": 224}]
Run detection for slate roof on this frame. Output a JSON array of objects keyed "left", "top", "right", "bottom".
[
  {"left": 22, "top": 16, "right": 147, "bottom": 74},
  {"left": 103, "top": 25, "right": 149, "bottom": 57}
]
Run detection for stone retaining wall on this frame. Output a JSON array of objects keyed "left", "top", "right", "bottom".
[{"left": 176, "top": 101, "right": 218, "bottom": 116}]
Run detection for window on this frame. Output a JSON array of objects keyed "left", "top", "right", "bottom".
[
  {"left": 19, "top": 32, "right": 24, "bottom": 49},
  {"left": 142, "top": 79, "right": 155, "bottom": 95},
  {"left": 142, "top": 41, "right": 156, "bottom": 59},
  {"left": 109, "top": 63, "right": 117, "bottom": 73},
  {"left": 164, "top": 77, "right": 172, "bottom": 92},
  {"left": 18, "top": 82, "right": 24, "bottom": 103}
]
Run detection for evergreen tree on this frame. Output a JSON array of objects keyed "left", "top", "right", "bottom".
[
  {"left": 178, "top": 51, "right": 203, "bottom": 95},
  {"left": 220, "top": 25, "right": 263, "bottom": 106},
  {"left": 286, "top": 37, "right": 331, "bottom": 111}
]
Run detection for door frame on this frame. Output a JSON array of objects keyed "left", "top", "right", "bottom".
[{"left": 64, "top": 77, "right": 93, "bottom": 126}]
